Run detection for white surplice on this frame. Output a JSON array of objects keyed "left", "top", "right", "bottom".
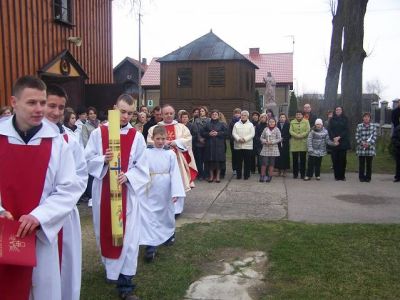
[
  {"left": 59, "top": 123, "right": 88, "bottom": 300},
  {"left": 147, "top": 120, "right": 197, "bottom": 214},
  {"left": 84, "top": 123, "right": 149, "bottom": 280},
  {"left": 139, "top": 147, "right": 185, "bottom": 246},
  {"left": 0, "top": 118, "right": 82, "bottom": 300}
]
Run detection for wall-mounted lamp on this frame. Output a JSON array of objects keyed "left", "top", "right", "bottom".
[{"left": 67, "top": 36, "right": 82, "bottom": 47}]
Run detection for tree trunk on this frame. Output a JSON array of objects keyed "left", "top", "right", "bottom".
[
  {"left": 341, "top": 0, "right": 368, "bottom": 149},
  {"left": 323, "top": 0, "right": 344, "bottom": 112}
]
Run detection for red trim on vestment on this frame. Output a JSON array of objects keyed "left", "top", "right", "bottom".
[
  {"left": 0, "top": 135, "right": 52, "bottom": 300},
  {"left": 164, "top": 124, "right": 197, "bottom": 182},
  {"left": 99, "top": 125, "right": 136, "bottom": 258}
]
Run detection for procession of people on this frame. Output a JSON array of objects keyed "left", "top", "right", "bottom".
[{"left": 0, "top": 75, "right": 399, "bottom": 300}]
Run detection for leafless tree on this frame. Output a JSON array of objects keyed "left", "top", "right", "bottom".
[
  {"left": 341, "top": 0, "right": 368, "bottom": 148},
  {"left": 323, "top": 0, "right": 344, "bottom": 112},
  {"left": 365, "top": 79, "right": 384, "bottom": 97}
]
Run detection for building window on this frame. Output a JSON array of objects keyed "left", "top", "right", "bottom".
[
  {"left": 54, "top": 0, "right": 73, "bottom": 25},
  {"left": 208, "top": 67, "right": 225, "bottom": 87},
  {"left": 177, "top": 68, "right": 192, "bottom": 88}
]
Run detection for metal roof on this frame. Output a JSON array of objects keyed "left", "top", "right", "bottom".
[{"left": 157, "top": 31, "right": 258, "bottom": 69}]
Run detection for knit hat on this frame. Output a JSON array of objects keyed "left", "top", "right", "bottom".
[{"left": 315, "top": 118, "right": 323, "bottom": 125}]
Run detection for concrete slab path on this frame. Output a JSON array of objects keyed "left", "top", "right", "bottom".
[{"left": 180, "top": 170, "right": 400, "bottom": 225}]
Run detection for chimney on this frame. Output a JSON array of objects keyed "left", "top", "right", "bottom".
[
  {"left": 142, "top": 58, "right": 147, "bottom": 65},
  {"left": 249, "top": 48, "right": 260, "bottom": 56}
]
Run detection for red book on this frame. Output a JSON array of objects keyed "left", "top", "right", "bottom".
[{"left": 0, "top": 218, "right": 36, "bottom": 267}]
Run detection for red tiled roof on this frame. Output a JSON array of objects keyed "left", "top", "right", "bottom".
[
  {"left": 141, "top": 53, "right": 293, "bottom": 87},
  {"left": 244, "top": 52, "right": 293, "bottom": 84},
  {"left": 141, "top": 57, "right": 160, "bottom": 86}
]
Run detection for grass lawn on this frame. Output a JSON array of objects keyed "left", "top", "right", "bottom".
[{"left": 81, "top": 217, "right": 400, "bottom": 299}]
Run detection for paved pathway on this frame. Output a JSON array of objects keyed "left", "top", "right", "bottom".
[{"left": 180, "top": 170, "right": 400, "bottom": 225}]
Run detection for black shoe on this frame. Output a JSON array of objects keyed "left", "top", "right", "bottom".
[
  {"left": 144, "top": 246, "right": 156, "bottom": 263},
  {"left": 106, "top": 278, "right": 118, "bottom": 284},
  {"left": 365, "top": 178, "right": 371, "bottom": 182},
  {"left": 236, "top": 176, "right": 242, "bottom": 180},
  {"left": 394, "top": 178, "right": 400, "bottom": 182},
  {"left": 293, "top": 175, "right": 298, "bottom": 179},
  {"left": 163, "top": 233, "right": 175, "bottom": 246},
  {"left": 359, "top": 178, "right": 365, "bottom": 182}
]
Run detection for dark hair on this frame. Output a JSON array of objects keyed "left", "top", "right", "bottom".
[
  {"left": 180, "top": 110, "right": 190, "bottom": 118},
  {"left": 152, "top": 125, "right": 167, "bottom": 136},
  {"left": 251, "top": 111, "right": 260, "bottom": 117},
  {"left": 0, "top": 106, "right": 13, "bottom": 116},
  {"left": 87, "top": 106, "right": 97, "bottom": 115},
  {"left": 152, "top": 106, "right": 161, "bottom": 113},
  {"left": 278, "top": 112, "right": 288, "bottom": 119},
  {"left": 266, "top": 109, "right": 275, "bottom": 118},
  {"left": 76, "top": 106, "right": 87, "bottom": 115},
  {"left": 333, "top": 106, "right": 345, "bottom": 118},
  {"left": 192, "top": 107, "right": 200, "bottom": 114},
  {"left": 12, "top": 76, "right": 46, "bottom": 97},
  {"left": 295, "top": 110, "right": 304, "bottom": 115},
  {"left": 116, "top": 94, "right": 135, "bottom": 106},
  {"left": 210, "top": 109, "right": 219, "bottom": 114},
  {"left": 47, "top": 84, "right": 68, "bottom": 102},
  {"left": 199, "top": 106, "right": 209, "bottom": 116},
  {"left": 233, "top": 108, "right": 241, "bottom": 114},
  {"left": 362, "top": 112, "right": 371, "bottom": 118},
  {"left": 98, "top": 111, "right": 108, "bottom": 122},
  {"left": 64, "top": 109, "right": 76, "bottom": 125}
]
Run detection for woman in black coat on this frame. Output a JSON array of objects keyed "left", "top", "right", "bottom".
[
  {"left": 328, "top": 106, "right": 351, "bottom": 180},
  {"left": 276, "top": 113, "right": 291, "bottom": 176},
  {"left": 202, "top": 110, "right": 228, "bottom": 182},
  {"left": 254, "top": 113, "right": 268, "bottom": 174}
]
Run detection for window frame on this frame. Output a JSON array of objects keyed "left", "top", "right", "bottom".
[
  {"left": 208, "top": 66, "right": 225, "bottom": 87},
  {"left": 177, "top": 67, "right": 192, "bottom": 88},
  {"left": 53, "top": 0, "right": 74, "bottom": 26}
]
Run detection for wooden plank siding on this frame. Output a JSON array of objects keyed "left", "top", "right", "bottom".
[
  {"left": 159, "top": 60, "right": 256, "bottom": 118},
  {"left": 0, "top": 0, "right": 113, "bottom": 107}
]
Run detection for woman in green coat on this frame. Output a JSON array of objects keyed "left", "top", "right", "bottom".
[{"left": 289, "top": 111, "right": 310, "bottom": 178}]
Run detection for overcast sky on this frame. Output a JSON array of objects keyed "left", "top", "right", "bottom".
[{"left": 112, "top": 0, "right": 400, "bottom": 104}]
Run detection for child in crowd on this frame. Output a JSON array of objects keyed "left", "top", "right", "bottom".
[
  {"left": 259, "top": 118, "right": 282, "bottom": 182},
  {"left": 304, "top": 118, "right": 337, "bottom": 181},
  {"left": 355, "top": 112, "right": 377, "bottom": 182},
  {"left": 139, "top": 126, "right": 185, "bottom": 262}
]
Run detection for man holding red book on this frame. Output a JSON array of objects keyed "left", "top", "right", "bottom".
[{"left": 0, "top": 76, "right": 82, "bottom": 300}]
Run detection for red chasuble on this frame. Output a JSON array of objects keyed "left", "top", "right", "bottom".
[
  {"left": 0, "top": 135, "right": 52, "bottom": 300},
  {"left": 100, "top": 126, "right": 136, "bottom": 258},
  {"left": 164, "top": 124, "right": 197, "bottom": 182}
]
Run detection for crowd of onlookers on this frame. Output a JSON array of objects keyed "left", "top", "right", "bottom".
[{"left": 1, "top": 100, "right": 400, "bottom": 184}]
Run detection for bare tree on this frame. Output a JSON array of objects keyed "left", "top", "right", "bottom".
[
  {"left": 341, "top": 0, "right": 368, "bottom": 148},
  {"left": 323, "top": 0, "right": 344, "bottom": 112},
  {"left": 365, "top": 79, "right": 384, "bottom": 97}
]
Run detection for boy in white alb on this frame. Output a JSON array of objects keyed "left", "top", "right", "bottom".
[
  {"left": 84, "top": 94, "right": 149, "bottom": 300},
  {"left": 44, "top": 84, "right": 88, "bottom": 300},
  {"left": 0, "top": 76, "right": 82, "bottom": 300},
  {"left": 140, "top": 126, "right": 185, "bottom": 261}
]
